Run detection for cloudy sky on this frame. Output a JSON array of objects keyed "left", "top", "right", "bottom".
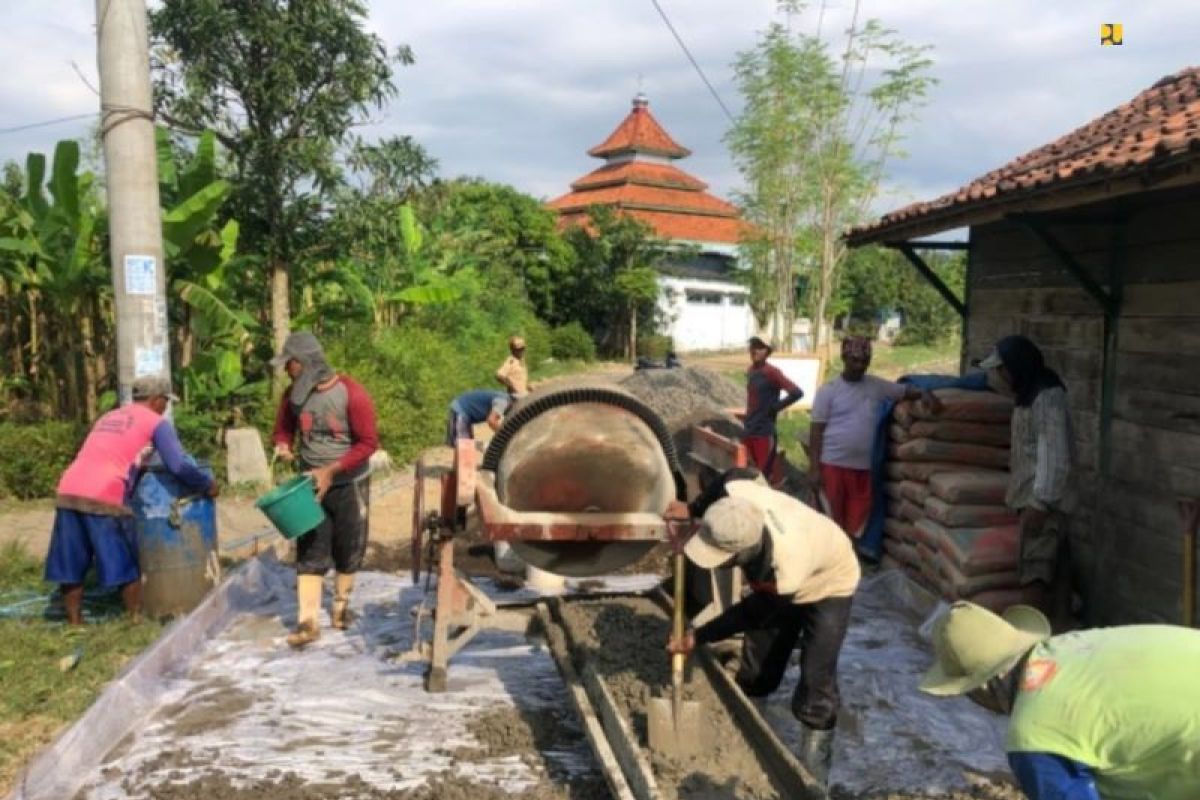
[{"left": 2, "top": 1, "right": 1195, "bottom": 219}]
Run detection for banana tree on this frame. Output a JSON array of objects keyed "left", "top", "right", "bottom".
[
  {"left": 0, "top": 141, "right": 108, "bottom": 419},
  {"left": 157, "top": 128, "right": 258, "bottom": 410}
]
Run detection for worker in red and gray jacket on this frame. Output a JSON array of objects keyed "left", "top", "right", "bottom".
[
  {"left": 271, "top": 332, "right": 378, "bottom": 648},
  {"left": 743, "top": 336, "right": 802, "bottom": 478}
]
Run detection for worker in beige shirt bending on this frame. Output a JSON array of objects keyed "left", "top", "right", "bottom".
[
  {"left": 495, "top": 335, "right": 529, "bottom": 397},
  {"left": 978, "top": 335, "right": 1074, "bottom": 629},
  {"left": 667, "top": 469, "right": 860, "bottom": 786}
]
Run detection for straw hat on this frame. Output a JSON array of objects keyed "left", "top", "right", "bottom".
[{"left": 920, "top": 601, "right": 1052, "bottom": 696}]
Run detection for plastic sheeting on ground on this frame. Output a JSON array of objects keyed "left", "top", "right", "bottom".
[
  {"left": 9, "top": 554, "right": 660, "bottom": 800},
  {"left": 755, "top": 568, "right": 1014, "bottom": 794}
]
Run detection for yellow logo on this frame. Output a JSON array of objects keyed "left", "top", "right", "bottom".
[{"left": 1101, "top": 23, "right": 1123, "bottom": 46}]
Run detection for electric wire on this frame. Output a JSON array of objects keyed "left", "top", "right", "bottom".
[{"left": 648, "top": 0, "right": 737, "bottom": 124}]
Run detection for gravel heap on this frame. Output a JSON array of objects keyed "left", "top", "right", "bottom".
[{"left": 618, "top": 367, "right": 744, "bottom": 430}]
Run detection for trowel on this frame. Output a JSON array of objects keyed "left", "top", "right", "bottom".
[{"left": 648, "top": 540, "right": 704, "bottom": 759}]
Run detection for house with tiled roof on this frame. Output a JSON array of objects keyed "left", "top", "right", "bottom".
[
  {"left": 548, "top": 94, "right": 756, "bottom": 352},
  {"left": 848, "top": 66, "right": 1200, "bottom": 625}
]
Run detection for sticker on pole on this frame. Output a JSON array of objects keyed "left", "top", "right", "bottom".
[
  {"left": 135, "top": 345, "right": 165, "bottom": 377},
  {"left": 125, "top": 255, "right": 157, "bottom": 296}
]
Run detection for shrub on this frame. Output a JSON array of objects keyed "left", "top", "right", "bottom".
[
  {"left": 637, "top": 334, "right": 674, "bottom": 360},
  {"left": 0, "top": 422, "right": 85, "bottom": 500},
  {"left": 549, "top": 323, "right": 596, "bottom": 362}
]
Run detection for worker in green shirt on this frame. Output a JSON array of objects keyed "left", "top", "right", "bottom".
[{"left": 920, "top": 601, "right": 1200, "bottom": 799}]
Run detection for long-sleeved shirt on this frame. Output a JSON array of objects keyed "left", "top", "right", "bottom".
[
  {"left": 1007, "top": 387, "right": 1074, "bottom": 511},
  {"left": 743, "top": 362, "right": 801, "bottom": 437},
  {"left": 57, "top": 404, "right": 212, "bottom": 515},
  {"left": 273, "top": 375, "right": 378, "bottom": 484}
]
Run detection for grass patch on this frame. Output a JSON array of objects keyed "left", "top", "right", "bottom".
[{"left": 0, "top": 542, "right": 164, "bottom": 794}]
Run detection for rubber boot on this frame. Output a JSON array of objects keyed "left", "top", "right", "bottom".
[
  {"left": 331, "top": 573, "right": 355, "bottom": 630},
  {"left": 798, "top": 724, "right": 834, "bottom": 789},
  {"left": 287, "top": 575, "right": 323, "bottom": 649}
]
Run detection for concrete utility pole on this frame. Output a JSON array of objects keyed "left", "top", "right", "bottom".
[{"left": 96, "top": 0, "right": 169, "bottom": 404}]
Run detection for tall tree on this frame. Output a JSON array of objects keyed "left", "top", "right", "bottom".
[
  {"left": 561, "top": 206, "right": 671, "bottom": 359},
  {"left": 149, "top": 0, "right": 409, "bottom": 386},
  {"left": 727, "top": 0, "right": 934, "bottom": 350}
]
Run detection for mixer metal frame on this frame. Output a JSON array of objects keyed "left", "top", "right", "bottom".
[{"left": 403, "top": 421, "right": 756, "bottom": 691}]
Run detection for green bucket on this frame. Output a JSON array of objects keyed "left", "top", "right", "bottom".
[{"left": 255, "top": 475, "right": 326, "bottom": 539}]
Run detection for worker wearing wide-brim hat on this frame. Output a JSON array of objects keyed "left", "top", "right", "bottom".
[
  {"left": 670, "top": 472, "right": 860, "bottom": 786},
  {"left": 921, "top": 601, "right": 1200, "bottom": 799}
]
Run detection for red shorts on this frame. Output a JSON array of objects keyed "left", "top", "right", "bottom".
[
  {"left": 742, "top": 435, "right": 776, "bottom": 475},
  {"left": 819, "top": 464, "right": 872, "bottom": 539}
]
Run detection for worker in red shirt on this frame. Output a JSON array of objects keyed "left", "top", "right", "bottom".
[
  {"left": 743, "top": 336, "right": 803, "bottom": 478},
  {"left": 272, "top": 332, "right": 378, "bottom": 648}
]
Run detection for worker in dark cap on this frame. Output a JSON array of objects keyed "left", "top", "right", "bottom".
[
  {"left": 272, "top": 332, "right": 379, "bottom": 648},
  {"left": 977, "top": 335, "right": 1074, "bottom": 628},
  {"left": 743, "top": 336, "right": 802, "bottom": 479},
  {"left": 47, "top": 376, "right": 217, "bottom": 624}
]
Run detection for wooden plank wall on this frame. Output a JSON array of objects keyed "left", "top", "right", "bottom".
[{"left": 965, "top": 196, "right": 1200, "bottom": 624}]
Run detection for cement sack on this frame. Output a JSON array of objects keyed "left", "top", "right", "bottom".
[
  {"left": 937, "top": 559, "right": 1020, "bottom": 599},
  {"left": 892, "top": 438, "right": 1010, "bottom": 470},
  {"left": 924, "top": 496, "right": 1019, "bottom": 528},
  {"left": 912, "top": 388, "right": 1013, "bottom": 423},
  {"left": 879, "top": 554, "right": 905, "bottom": 573},
  {"left": 884, "top": 517, "right": 915, "bottom": 544},
  {"left": 896, "top": 498, "right": 925, "bottom": 524},
  {"left": 886, "top": 461, "right": 984, "bottom": 482},
  {"left": 883, "top": 481, "right": 904, "bottom": 501},
  {"left": 898, "top": 480, "right": 930, "bottom": 506},
  {"left": 969, "top": 585, "right": 1043, "bottom": 615},
  {"left": 882, "top": 537, "right": 921, "bottom": 570},
  {"left": 928, "top": 470, "right": 1011, "bottom": 506},
  {"left": 916, "top": 518, "right": 1020, "bottom": 576},
  {"left": 907, "top": 420, "right": 1011, "bottom": 448},
  {"left": 907, "top": 518, "right": 940, "bottom": 551},
  {"left": 889, "top": 423, "right": 913, "bottom": 444}
]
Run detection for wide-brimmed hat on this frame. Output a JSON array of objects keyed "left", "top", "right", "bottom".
[
  {"left": 509, "top": 335, "right": 526, "bottom": 350},
  {"left": 920, "top": 601, "right": 1051, "bottom": 696},
  {"left": 684, "top": 495, "right": 766, "bottom": 569}
]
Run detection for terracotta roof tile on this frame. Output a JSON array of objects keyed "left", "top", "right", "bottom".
[
  {"left": 848, "top": 67, "right": 1200, "bottom": 244},
  {"left": 548, "top": 183, "right": 739, "bottom": 218},
  {"left": 570, "top": 161, "right": 708, "bottom": 192},
  {"left": 558, "top": 208, "right": 747, "bottom": 244},
  {"left": 587, "top": 96, "right": 691, "bottom": 159}
]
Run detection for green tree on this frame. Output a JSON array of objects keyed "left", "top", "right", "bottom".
[
  {"left": 150, "top": 0, "right": 410, "bottom": 387},
  {"left": 561, "top": 206, "right": 671, "bottom": 359},
  {"left": 835, "top": 245, "right": 964, "bottom": 345},
  {"left": 727, "top": 0, "right": 935, "bottom": 351}
]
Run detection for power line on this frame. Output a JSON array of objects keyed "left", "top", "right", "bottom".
[
  {"left": 648, "top": 0, "right": 737, "bottom": 124},
  {"left": 0, "top": 112, "right": 98, "bottom": 136}
]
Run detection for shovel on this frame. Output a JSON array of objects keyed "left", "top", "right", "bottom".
[{"left": 648, "top": 545, "right": 704, "bottom": 759}]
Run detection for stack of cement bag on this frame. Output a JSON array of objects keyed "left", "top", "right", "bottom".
[{"left": 879, "top": 389, "right": 1039, "bottom": 613}]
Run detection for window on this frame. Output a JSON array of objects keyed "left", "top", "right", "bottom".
[
  {"left": 728, "top": 294, "right": 747, "bottom": 306},
  {"left": 686, "top": 291, "right": 723, "bottom": 305}
]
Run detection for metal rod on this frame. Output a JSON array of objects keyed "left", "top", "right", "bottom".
[{"left": 893, "top": 243, "right": 968, "bottom": 318}]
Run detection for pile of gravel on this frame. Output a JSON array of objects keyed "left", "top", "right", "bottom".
[{"left": 618, "top": 367, "right": 744, "bottom": 429}]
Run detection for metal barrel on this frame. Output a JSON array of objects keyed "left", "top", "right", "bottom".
[{"left": 131, "top": 462, "right": 220, "bottom": 619}]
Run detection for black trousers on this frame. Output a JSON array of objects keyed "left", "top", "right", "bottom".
[
  {"left": 696, "top": 591, "right": 853, "bottom": 730},
  {"left": 296, "top": 477, "right": 371, "bottom": 575}
]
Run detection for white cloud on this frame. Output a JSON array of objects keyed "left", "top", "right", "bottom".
[{"left": 1, "top": 0, "right": 1195, "bottom": 226}]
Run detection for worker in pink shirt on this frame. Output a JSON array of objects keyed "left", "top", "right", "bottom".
[{"left": 46, "top": 376, "right": 218, "bottom": 624}]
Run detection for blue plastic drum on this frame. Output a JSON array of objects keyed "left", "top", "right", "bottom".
[{"left": 131, "top": 460, "right": 220, "bottom": 619}]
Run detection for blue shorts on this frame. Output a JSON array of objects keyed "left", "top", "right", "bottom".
[{"left": 44, "top": 508, "right": 139, "bottom": 588}]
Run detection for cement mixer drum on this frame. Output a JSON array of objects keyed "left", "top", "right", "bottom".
[{"left": 482, "top": 387, "right": 684, "bottom": 577}]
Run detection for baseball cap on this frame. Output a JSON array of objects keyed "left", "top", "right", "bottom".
[
  {"left": 683, "top": 495, "right": 766, "bottom": 569},
  {"left": 976, "top": 348, "right": 1003, "bottom": 370},
  {"left": 748, "top": 336, "right": 772, "bottom": 354},
  {"left": 131, "top": 375, "right": 179, "bottom": 402}
]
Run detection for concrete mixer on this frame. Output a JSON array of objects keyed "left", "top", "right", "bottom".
[{"left": 404, "top": 384, "right": 721, "bottom": 691}]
